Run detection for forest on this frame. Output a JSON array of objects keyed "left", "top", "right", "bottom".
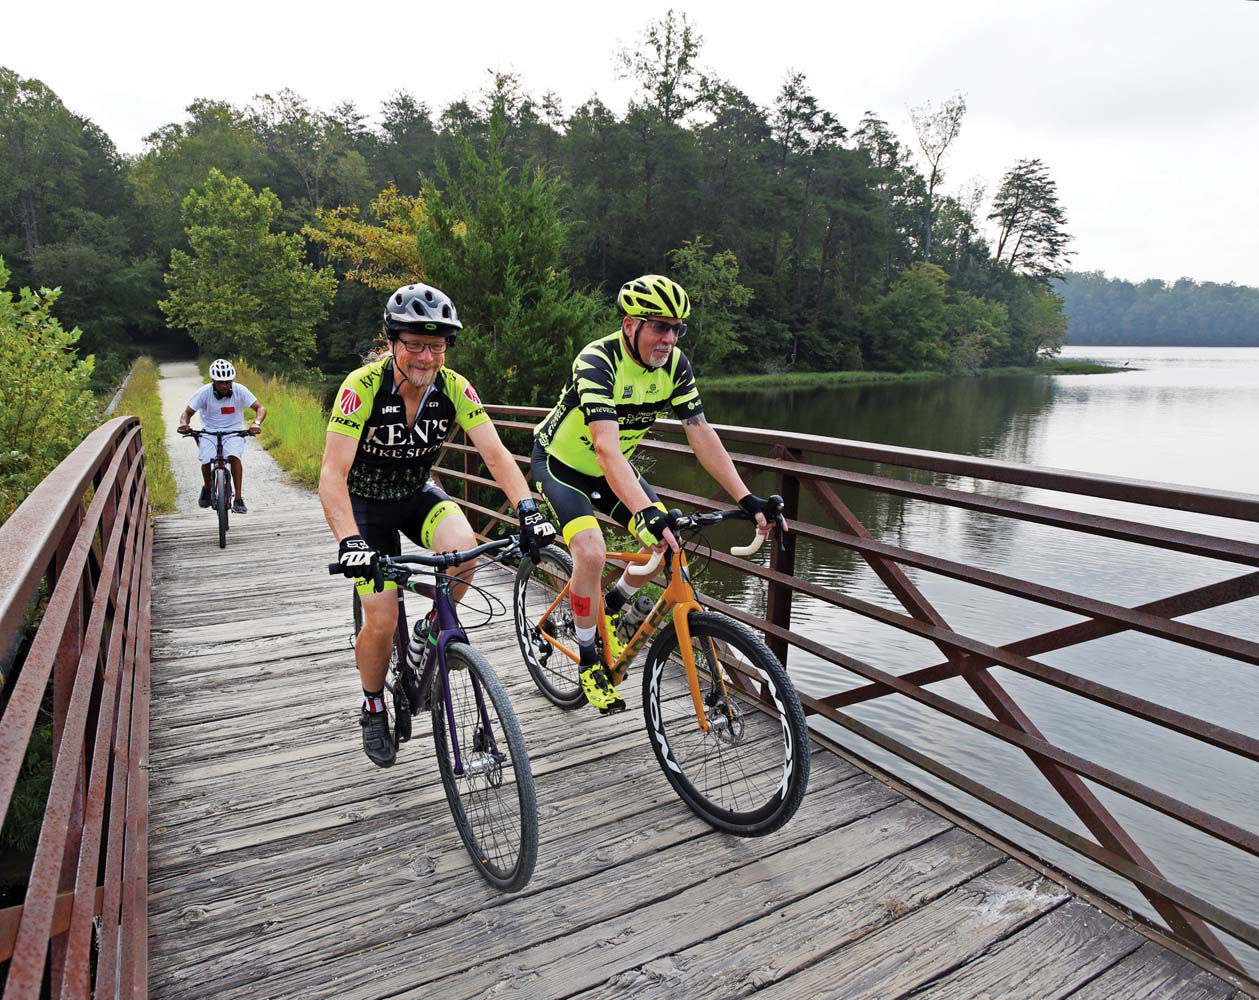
[
  {"left": 1, "top": 11, "right": 1075, "bottom": 405},
  {"left": 1057, "top": 271, "right": 1259, "bottom": 347}
]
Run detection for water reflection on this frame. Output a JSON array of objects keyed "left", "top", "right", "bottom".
[{"left": 654, "top": 347, "right": 1259, "bottom": 972}]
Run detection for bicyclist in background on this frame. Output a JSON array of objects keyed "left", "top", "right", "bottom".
[
  {"left": 178, "top": 358, "right": 266, "bottom": 513},
  {"left": 533, "top": 274, "right": 783, "bottom": 714},
  {"left": 319, "top": 283, "right": 556, "bottom": 767}
]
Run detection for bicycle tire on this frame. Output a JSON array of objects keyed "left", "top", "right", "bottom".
[
  {"left": 642, "top": 612, "right": 810, "bottom": 837},
  {"left": 513, "top": 548, "right": 584, "bottom": 709},
  {"left": 214, "top": 469, "right": 229, "bottom": 549},
  {"left": 431, "top": 642, "right": 538, "bottom": 892}
]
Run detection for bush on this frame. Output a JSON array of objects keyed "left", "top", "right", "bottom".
[{"left": 0, "top": 256, "right": 98, "bottom": 524}]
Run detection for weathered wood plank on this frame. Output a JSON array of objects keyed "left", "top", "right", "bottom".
[
  {"left": 905, "top": 897, "right": 1144, "bottom": 999},
  {"left": 1063, "top": 941, "right": 1247, "bottom": 1000},
  {"left": 573, "top": 828, "right": 1004, "bottom": 1000},
  {"left": 180, "top": 782, "right": 914, "bottom": 1000},
  {"left": 745, "top": 860, "right": 1069, "bottom": 1000}
]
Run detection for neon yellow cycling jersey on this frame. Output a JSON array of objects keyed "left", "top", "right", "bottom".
[
  {"left": 535, "top": 331, "right": 704, "bottom": 477},
  {"left": 328, "top": 357, "right": 489, "bottom": 500}
]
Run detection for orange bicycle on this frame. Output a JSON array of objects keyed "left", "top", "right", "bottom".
[{"left": 513, "top": 502, "right": 810, "bottom": 836}]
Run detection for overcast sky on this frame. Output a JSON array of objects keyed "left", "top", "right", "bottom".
[{"left": 4, "top": 0, "right": 1256, "bottom": 285}]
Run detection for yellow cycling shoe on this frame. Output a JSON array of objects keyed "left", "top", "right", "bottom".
[{"left": 580, "top": 663, "right": 627, "bottom": 715}]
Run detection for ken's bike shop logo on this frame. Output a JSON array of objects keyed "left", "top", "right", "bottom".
[{"left": 361, "top": 418, "right": 452, "bottom": 457}]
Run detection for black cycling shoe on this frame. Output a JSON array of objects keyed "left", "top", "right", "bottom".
[
  {"left": 198, "top": 486, "right": 211, "bottom": 508},
  {"left": 360, "top": 709, "right": 396, "bottom": 767},
  {"left": 232, "top": 498, "right": 247, "bottom": 514}
]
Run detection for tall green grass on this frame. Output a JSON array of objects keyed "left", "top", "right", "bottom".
[
  {"left": 232, "top": 360, "right": 326, "bottom": 490},
  {"left": 116, "top": 357, "right": 176, "bottom": 515}
]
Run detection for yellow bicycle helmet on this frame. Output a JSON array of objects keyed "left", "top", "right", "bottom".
[{"left": 618, "top": 274, "right": 691, "bottom": 320}]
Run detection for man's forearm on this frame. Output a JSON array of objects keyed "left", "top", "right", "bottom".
[
  {"left": 318, "top": 474, "right": 359, "bottom": 541},
  {"left": 484, "top": 445, "right": 532, "bottom": 508},
  {"left": 597, "top": 447, "right": 654, "bottom": 513},
  {"left": 691, "top": 424, "right": 750, "bottom": 501}
]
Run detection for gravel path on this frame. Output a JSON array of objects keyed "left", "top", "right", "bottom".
[{"left": 159, "top": 361, "right": 315, "bottom": 515}]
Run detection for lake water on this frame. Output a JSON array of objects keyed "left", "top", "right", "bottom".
[{"left": 661, "top": 346, "right": 1259, "bottom": 971}]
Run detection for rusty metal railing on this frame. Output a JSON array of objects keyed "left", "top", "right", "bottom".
[
  {"left": 0, "top": 416, "right": 152, "bottom": 999},
  {"left": 436, "top": 404, "right": 1259, "bottom": 985}
]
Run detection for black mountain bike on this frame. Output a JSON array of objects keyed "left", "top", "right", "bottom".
[
  {"left": 179, "top": 428, "right": 251, "bottom": 548},
  {"left": 335, "top": 536, "right": 539, "bottom": 891}
]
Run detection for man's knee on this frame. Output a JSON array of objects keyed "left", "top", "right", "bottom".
[
  {"left": 569, "top": 527, "right": 606, "bottom": 568},
  {"left": 359, "top": 592, "right": 398, "bottom": 633}
]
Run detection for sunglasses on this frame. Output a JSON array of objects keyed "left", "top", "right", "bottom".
[{"left": 639, "top": 319, "right": 688, "bottom": 338}]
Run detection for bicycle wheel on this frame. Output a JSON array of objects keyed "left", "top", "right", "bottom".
[
  {"left": 513, "top": 548, "right": 584, "bottom": 708},
  {"left": 642, "top": 612, "right": 810, "bottom": 837},
  {"left": 352, "top": 589, "right": 410, "bottom": 741},
  {"left": 214, "top": 469, "right": 229, "bottom": 549},
  {"left": 431, "top": 642, "right": 538, "bottom": 891}
]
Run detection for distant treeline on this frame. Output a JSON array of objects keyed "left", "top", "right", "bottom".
[
  {"left": 3, "top": 11, "right": 1076, "bottom": 397},
  {"left": 1058, "top": 271, "right": 1259, "bottom": 346}
]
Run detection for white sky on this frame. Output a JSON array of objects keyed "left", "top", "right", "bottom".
[{"left": 4, "top": 0, "right": 1257, "bottom": 285}]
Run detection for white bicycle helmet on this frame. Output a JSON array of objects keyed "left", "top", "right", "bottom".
[{"left": 209, "top": 359, "right": 236, "bottom": 381}]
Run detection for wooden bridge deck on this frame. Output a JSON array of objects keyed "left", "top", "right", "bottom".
[{"left": 146, "top": 499, "right": 1246, "bottom": 1000}]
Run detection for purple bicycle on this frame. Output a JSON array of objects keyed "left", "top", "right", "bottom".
[{"left": 331, "top": 536, "right": 538, "bottom": 891}]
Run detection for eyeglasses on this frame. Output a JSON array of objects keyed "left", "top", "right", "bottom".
[
  {"left": 640, "top": 319, "right": 687, "bottom": 338},
  {"left": 395, "top": 339, "right": 447, "bottom": 357}
]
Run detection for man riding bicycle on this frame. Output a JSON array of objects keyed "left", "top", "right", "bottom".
[
  {"left": 533, "top": 274, "right": 782, "bottom": 714},
  {"left": 319, "top": 282, "right": 556, "bottom": 767},
  {"left": 178, "top": 359, "right": 266, "bottom": 513}
]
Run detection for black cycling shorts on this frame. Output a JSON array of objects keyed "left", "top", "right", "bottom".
[
  {"left": 350, "top": 479, "right": 461, "bottom": 595},
  {"left": 531, "top": 441, "right": 663, "bottom": 545}
]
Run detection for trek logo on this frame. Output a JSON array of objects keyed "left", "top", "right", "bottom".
[
  {"left": 463, "top": 383, "right": 481, "bottom": 405},
  {"left": 339, "top": 388, "right": 363, "bottom": 416},
  {"left": 331, "top": 416, "right": 357, "bottom": 428}
]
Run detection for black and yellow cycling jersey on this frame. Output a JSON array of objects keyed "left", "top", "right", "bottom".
[
  {"left": 534, "top": 331, "right": 704, "bottom": 477},
  {"left": 327, "top": 357, "right": 489, "bottom": 501}
]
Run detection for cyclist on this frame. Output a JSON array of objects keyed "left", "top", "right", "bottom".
[
  {"left": 178, "top": 358, "right": 265, "bottom": 513},
  {"left": 533, "top": 274, "right": 783, "bottom": 714},
  {"left": 320, "top": 282, "right": 556, "bottom": 767}
]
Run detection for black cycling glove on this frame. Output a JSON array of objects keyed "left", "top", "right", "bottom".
[
  {"left": 516, "top": 499, "right": 556, "bottom": 563},
  {"left": 738, "top": 493, "right": 782, "bottom": 522},
  {"left": 338, "top": 534, "right": 383, "bottom": 591},
  {"left": 631, "top": 506, "right": 670, "bottom": 548}
]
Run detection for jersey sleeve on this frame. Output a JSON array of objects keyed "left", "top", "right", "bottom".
[
  {"left": 327, "top": 367, "right": 377, "bottom": 440},
  {"left": 444, "top": 370, "right": 491, "bottom": 433},
  {"left": 238, "top": 384, "right": 258, "bottom": 409},
  {"left": 186, "top": 385, "right": 210, "bottom": 412},
  {"left": 668, "top": 352, "right": 704, "bottom": 419},
  {"left": 574, "top": 345, "right": 618, "bottom": 422}
]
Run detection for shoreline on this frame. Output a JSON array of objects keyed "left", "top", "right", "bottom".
[{"left": 702, "top": 360, "right": 1125, "bottom": 392}]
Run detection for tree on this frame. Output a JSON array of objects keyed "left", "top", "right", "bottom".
[
  {"left": 860, "top": 262, "right": 950, "bottom": 371},
  {"left": 616, "top": 9, "right": 706, "bottom": 124},
  {"left": 160, "top": 169, "right": 336, "bottom": 371},
  {"left": 909, "top": 92, "right": 966, "bottom": 260},
  {"left": 415, "top": 99, "right": 608, "bottom": 405},
  {"left": 304, "top": 184, "right": 431, "bottom": 290},
  {"left": 130, "top": 98, "right": 273, "bottom": 254},
  {"left": 0, "top": 256, "right": 96, "bottom": 523},
  {"left": 989, "top": 158, "right": 1073, "bottom": 282},
  {"left": 667, "top": 235, "right": 753, "bottom": 370}
]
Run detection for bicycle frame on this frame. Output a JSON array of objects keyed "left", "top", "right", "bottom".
[
  {"left": 534, "top": 548, "right": 720, "bottom": 733},
  {"left": 395, "top": 571, "right": 500, "bottom": 776}
]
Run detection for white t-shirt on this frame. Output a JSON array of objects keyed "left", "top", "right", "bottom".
[{"left": 187, "top": 383, "right": 258, "bottom": 431}]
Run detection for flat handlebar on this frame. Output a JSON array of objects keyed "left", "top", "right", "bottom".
[{"left": 327, "top": 535, "right": 519, "bottom": 578}]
